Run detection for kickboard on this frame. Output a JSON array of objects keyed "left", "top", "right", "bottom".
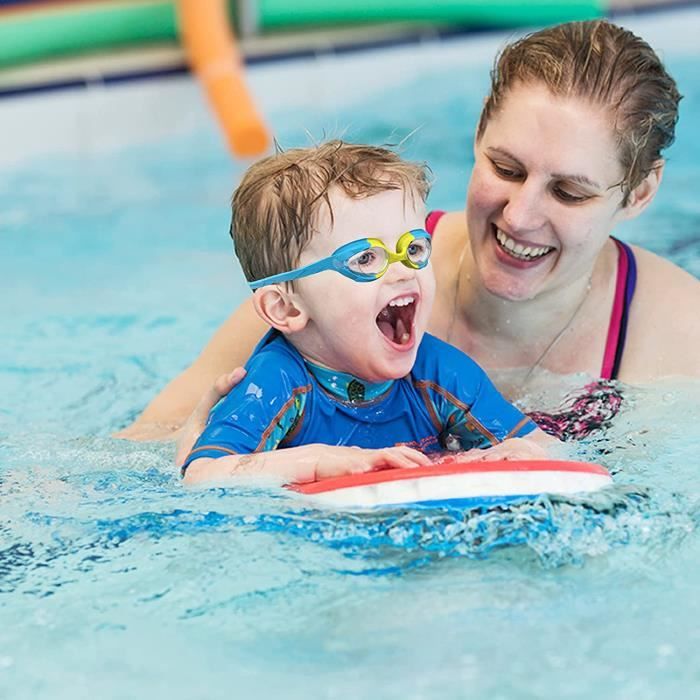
[{"left": 287, "top": 458, "right": 612, "bottom": 509}]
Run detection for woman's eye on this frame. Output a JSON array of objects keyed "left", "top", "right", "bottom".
[
  {"left": 491, "top": 160, "right": 522, "bottom": 179},
  {"left": 553, "top": 187, "right": 589, "bottom": 204}
]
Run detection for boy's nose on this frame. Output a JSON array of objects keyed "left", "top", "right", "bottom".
[{"left": 383, "top": 260, "right": 416, "bottom": 283}]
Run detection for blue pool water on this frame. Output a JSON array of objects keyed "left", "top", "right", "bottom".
[{"left": 1, "top": 8, "right": 700, "bottom": 699}]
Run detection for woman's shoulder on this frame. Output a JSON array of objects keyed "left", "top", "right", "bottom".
[
  {"left": 631, "top": 244, "right": 699, "bottom": 289},
  {"left": 429, "top": 209, "right": 466, "bottom": 237},
  {"left": 620, "top": 243, "right": 700, "bottom": 380},
  {"left": 426, "top": 210, "right": 471, "bottom": 339},
  {"left": 631, "top": 244, "right": 700, "bottom": 314}
]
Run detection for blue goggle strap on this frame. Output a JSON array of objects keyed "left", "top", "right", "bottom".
[{"left": 248, "top": 238, "right": 372, "bottom": 290}]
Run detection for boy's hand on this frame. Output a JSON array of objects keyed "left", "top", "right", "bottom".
[
  {"left": 175, "top": 368, "right": 247, "bottom": 467},
  {"left": 452, "top": 434, "right": 552, "bottom": 463},
  {"left": 307, "top": 444, "right": 431, "bottom": 482}
]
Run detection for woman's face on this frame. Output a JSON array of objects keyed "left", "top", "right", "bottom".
[{"left": 467, "top": 82, "right": 630, "bottom": 301}]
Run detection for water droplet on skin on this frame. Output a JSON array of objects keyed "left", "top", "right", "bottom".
[{"left": 245, "top": 382, "right": 263, "bottom": 399}]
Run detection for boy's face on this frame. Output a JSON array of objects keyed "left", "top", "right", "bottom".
[{"left": 290, "top": 187, "right": 435, "bottom": 382}]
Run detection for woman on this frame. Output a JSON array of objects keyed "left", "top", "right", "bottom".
[{"left": 118, "top": 19, "right": 700, "bottom": 445}]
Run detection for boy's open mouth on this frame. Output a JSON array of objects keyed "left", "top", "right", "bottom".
[{"left": 376, "top": 294, "right": 417, "bottom": 346}]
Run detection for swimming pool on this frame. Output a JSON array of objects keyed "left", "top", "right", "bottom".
[{"left": 1, "top": 6, "right": 700, "bottom": 699}]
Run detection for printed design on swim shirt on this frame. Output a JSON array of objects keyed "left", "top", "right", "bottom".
[
  {"left": 413, "top": 378, "right": 534, "bottom": 451},
  {"left": 347, "top": 379, "right": 365, "bottom": 403},
  {"left": 413, "top": 379, "right": 498, "bottom": 448},
  {"left": 257, "top": 385, "right": 310, "bottom": 451},
  {"left": 304, "top": 360, "right": 394, "bottom": 403}
]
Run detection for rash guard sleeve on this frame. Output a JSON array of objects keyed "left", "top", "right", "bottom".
[{"left": 181, "top": 335, "right": 310, "bottom": 475}]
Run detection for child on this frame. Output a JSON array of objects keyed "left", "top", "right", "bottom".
[{"left": 182, "top": 141, "right": 553, "bottom": 484}]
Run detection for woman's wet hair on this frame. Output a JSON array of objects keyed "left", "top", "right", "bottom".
[
  {"left": 230, "top": 140, "right": 431, "bottom": 284},
  {"left": 477, "top": 20, "right": 682, "bottom": 203}
]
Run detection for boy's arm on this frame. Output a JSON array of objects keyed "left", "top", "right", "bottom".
[{"left": 183, "top": 444, "right": 431, "bottom": 485}]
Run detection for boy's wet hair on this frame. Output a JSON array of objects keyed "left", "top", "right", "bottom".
[
  {"left": 230, "top": 140, "right": 431, "bottom": 284},
  {"left": 477, "top": 20, "right": 682, "bottom": 204}
]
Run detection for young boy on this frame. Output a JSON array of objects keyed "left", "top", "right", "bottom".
[{"left": 182, "top": 141, "right": 552, "bottom": 484}]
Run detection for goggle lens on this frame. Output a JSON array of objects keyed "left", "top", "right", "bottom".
[
  {"left": 346, "top": 247, "right": 390, "bottom": 277},
  {"left": 405, "top": 237, "right": 431, "bottom": 268}
]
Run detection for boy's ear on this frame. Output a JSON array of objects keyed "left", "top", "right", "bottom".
[
  {"left": 252, "top": 285, "right": 309, "bottom": 334},
  {"left": 621, "top": 160, "right": 664, "bottom": 219}
]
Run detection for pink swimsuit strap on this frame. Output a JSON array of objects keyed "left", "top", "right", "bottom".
[
  {"left": 425, "top": 210, "right": 446, "bottom": 236},
  {"left": 600, "top": 238, "right": 637, "bottom": 380}
]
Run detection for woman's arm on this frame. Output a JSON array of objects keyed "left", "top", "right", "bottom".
[{"left": 115, "top": 297, "right": 268, "bottom": 441}]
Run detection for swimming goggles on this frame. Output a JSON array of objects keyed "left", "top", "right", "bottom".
[{"left": 249, "top": 228, "right": 432, "bottom": 290}]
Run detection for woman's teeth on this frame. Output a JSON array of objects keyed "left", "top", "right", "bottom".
[{"left": 495, "top": 228, "right": 553, "bottom": 260}]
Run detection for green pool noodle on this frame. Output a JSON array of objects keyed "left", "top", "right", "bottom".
[
  {"left": 0, "top": 1, "right": 179, "bottom": 70},
  {"left": 0, "top": 0, "right": 604, "bottom": 71},
  {"left": 258, "top": 0, "right": 604, "bottom": 29}
]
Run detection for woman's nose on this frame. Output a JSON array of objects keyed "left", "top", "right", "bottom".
[{"left": 502, "top": 181, "right": 547, "bottom": 233}]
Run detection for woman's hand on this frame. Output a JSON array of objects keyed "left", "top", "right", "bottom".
[{"left": 175, "top": 368, "right": 247, "bottom": 467}]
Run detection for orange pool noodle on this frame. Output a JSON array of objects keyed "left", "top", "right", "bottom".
[{"left": 178, "top": 0, "right": 270, "bottom": 158}]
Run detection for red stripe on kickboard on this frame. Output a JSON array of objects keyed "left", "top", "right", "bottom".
[{"left": 288, "top": 459, "right": 610, "bottom": 495}]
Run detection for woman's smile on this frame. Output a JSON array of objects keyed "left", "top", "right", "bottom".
[{"left": 492, "top": 224, "right": 556, "bottom": 267}]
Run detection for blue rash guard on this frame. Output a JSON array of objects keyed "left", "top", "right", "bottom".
[{"left": 181, "top": 331, "right": 536, "bottom": 474}]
